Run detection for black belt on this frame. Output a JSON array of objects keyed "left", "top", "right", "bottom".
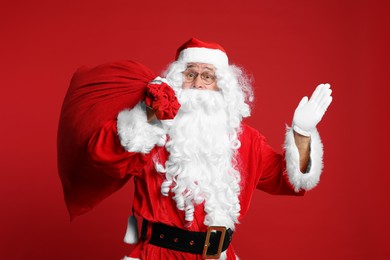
[{"left": 142, "top": 219, "right": 233, "bottom": 259}]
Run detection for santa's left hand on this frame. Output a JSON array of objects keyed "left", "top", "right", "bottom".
[
  {"left": 292, "top": 83, "right": 333, "bottom": 136},
  {"left": 149, "top": 76, "right": 169, "bottom": 85}
]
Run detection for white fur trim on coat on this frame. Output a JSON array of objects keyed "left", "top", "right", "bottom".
[
  {"left": 117, "top": 102, "right": 166, "bottom": 154},
  {"left": 122, "top": 257, "right": 140, "bottom": 260},
  {"left": 284, "top": 127, "right": 324, "bottom": 192}
]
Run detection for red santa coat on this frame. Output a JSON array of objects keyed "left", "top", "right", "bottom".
[
  {"left": 58, "top": 60, "right": 324, "bottom": 259},
  {"left": 87, "top": 108, "right": 325, "bottom": 259}
]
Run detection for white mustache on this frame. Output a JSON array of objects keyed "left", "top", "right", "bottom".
[{"left": 177, "top": 89, "right": 226, "bottom": 114}]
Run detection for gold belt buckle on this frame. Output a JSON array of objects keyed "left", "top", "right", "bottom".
[{"left": 202, "top": 226, "right": 227, "bottom": 259}]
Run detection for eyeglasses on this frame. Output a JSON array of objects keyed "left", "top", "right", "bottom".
[{"left": 182, "top": 69, "right": 216, "bottom": 85}]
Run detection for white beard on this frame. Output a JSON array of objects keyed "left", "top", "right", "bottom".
[{"left": 159, "top": 89, "right": 241, "bottom": 230}]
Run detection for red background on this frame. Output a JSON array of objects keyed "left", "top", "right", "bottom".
[{"left": 1, "top": 0, "right": 389, "bottom": 259}]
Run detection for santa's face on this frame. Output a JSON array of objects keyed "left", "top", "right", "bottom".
[{"left": 181, "top": 63, "right": 220, "bottom": 91}]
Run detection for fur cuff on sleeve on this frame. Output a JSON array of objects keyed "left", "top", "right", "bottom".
[
  {"left": 284, "top": 127, "right": 324, "bottom": 192},
  {"left": 117, "top": 103, "right": 166, "bottom": 154}
]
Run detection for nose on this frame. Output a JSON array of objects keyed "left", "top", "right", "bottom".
[{"left": 192, "top": 74, "right": 206, "bottom": 89}]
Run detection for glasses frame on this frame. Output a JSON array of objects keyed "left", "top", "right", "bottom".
[{"left": 182, "top": 69, "right": 217, "bottom": 86}]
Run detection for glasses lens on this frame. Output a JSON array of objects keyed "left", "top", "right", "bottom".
[
  {"left": 201, "top": 72, "right": 216, "bottom": 85},
  {"left": 183, "top": 70, "right": 197, "bottom": 83}
]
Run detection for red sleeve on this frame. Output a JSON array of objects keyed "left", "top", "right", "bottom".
[
  {"left": 237, "top": 124, "right": 303, "bottom": 196},
  {"left": 88, "top": 120, "right": 152, "bottom": 179},
  {"left": 255, "top": 132, "right": 304, "bottom": 196},
  {"left": 238, "top": 125, "right": 304, "bottom": 219}
]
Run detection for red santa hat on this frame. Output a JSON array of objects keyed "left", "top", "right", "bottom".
[{"left": 175, "top": 38, "right": 229, "bottom": 69}]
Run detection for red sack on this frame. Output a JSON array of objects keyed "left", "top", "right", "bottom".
[{"left": 57, "top": 61, "right": 156, "bottom": 220}]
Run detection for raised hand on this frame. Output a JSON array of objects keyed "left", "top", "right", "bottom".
[{"left": 292, "top": 83, "right": 333, "bottom": 136}]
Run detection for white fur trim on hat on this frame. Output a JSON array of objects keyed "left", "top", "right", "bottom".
[
  {"left": 177, "top": 47, "right": 229, "bottom": 68},
  {"left": 122, "top": 257, "right": 140, "bottom": 260},
  {"left": 284, "top": 126, "right": 324, "bottom": 192},
  {"left": 117, "top": 102, "right": 167, "bottom": 154}
]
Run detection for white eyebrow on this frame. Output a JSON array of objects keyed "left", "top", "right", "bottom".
[{"left": 186, "top": 64, "right": 215, "bottom": 72}]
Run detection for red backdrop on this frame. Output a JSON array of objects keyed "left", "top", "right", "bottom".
[{"left": 1, "top": 0, "right": 389, "bottom": 259}]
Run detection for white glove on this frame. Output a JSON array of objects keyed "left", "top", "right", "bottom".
[
  {"left": 150, "top": 76, "right": 169, "bottom": 85},
  {"left": 292, "top": 83, "right": 333, "bottom": 136}
]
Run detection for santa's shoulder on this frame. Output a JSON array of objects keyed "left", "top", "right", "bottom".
[{"left": 238, "top": 123, "right": 267, "bottom": 147}]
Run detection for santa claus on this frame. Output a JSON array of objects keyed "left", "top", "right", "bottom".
[{"left": 60, "top": 38, "right": 333, "bottom": 259}]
